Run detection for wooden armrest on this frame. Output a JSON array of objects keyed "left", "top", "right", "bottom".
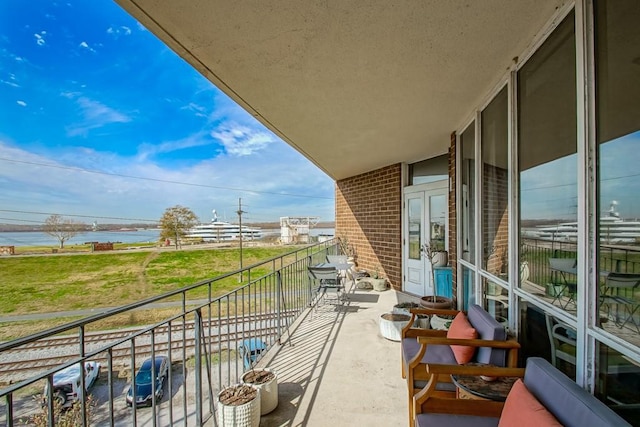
[
  {"left": 425, "top": 363, "right": 525, "bottom": 377},
  {"left": 411, "top": 308, "right": 461, "bottom": 316},
  {"left": 417, "top": 336, "right": 521, "bottom": 349},
  {"left": 409, "top": 307, "right": 459, "bottom": 316},
  {"left": 415, "top": 397, "right": 504, "bottom": 417},
  {"left": 403, "top": 328, "right": 448, "bottom": 338}
]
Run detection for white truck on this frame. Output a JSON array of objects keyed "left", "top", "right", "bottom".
[{"left": 45, "top": 361, "right": 101, "bottom": 407}]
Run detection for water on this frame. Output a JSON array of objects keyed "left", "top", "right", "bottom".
[
  {"left": 0, "top": 227, "right": 335, "bottom": 247},
  {"left": 0, "top": 229, "right": 161, "bottom": 247}
]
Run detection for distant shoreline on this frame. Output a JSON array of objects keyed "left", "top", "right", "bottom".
[{"left": 0, "top": 221, "right": 335, "bottom": 233}]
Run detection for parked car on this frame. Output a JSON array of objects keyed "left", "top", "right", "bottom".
[
  {"left": 126, "top": 356, "right": 169, "bottom": 407},
  {"left": 44, "top": 361, "right": 101, "bottom": 407}
]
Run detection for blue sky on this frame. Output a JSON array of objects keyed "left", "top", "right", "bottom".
[{"left": 0, "top": 1, "right": 335, "bottom": 226}]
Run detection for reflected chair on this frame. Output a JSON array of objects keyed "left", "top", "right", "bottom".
[
  {"left": 600, "top": 272, "right": 640, "bottom": 333},
  {"left": 544, "top": 313, "right": 576, "bottom": 371},
  {"left": 307, "top": 266, "right": 344, "bottom": 306},
  {"left": 549, "top": 258, "right": 577, "bottom": 308}
]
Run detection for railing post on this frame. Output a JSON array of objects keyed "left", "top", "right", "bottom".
[
  {"left": 195, "top": 309, "right": 203, "bottom": 426},
  {"left": 276, "top": 271, "right": 282, "bottom": 340}
]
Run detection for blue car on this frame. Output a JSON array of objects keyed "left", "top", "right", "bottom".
[{"left": 126, "top": 356, "right": 168, "bottom": 407}]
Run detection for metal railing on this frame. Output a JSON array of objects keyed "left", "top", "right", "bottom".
[{"left": 0, "top": 240, "right": 340, "bottom": 426}]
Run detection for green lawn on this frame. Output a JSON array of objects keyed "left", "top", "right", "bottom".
[{"left": 0, "top": 246, "right": 298, "bottom": 316}]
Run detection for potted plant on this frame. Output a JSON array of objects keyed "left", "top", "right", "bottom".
[
  {"left": 339, "top": 236, "right": 357, "bottom": 265},
  {"left": 392, "top": 302, "right": 429, "bottom": 328},
  {"left": 370, "top": 265, "right": 388, "bottom": 292},
  {"left": 420, "top": 241, "right": 453, "bottom": 310},
  {"left": 241, "top": 368, "right": 278, "bottom": 415},
  {"left": 217, "top": 383, "right": 261, "bottom": 427}
]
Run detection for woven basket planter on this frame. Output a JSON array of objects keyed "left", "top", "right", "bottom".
[
  {"left": 241, "top": 368, "right": 278, "bottom": 415},
  {"left": 379, "top": 313, "right": 411, "bottom": 341},
  {"left": 217, "top": 384, "right": 261, "bottom": 427}
]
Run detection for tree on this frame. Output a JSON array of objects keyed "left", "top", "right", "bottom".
[
  {"left": 159, "top": 205, "right": 199, "bottom": 249},
  {"left": 43, "top": 215, "right": 85, "bottom": 249}
]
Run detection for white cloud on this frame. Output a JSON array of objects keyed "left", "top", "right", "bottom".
[
  {"left": 79, "top": 41, "right": 96, "bottom": 53},
  {"left": 65, "top": 96, "right": 131, "bottom": 137},
  {"left": 34, "top": 33, "right": 45, "bottom": 46},
  {"left": 136, "top": 132, "right": 215, "bottom": 160},
  {"left": 211, "top": 124, "right": 275, "bottom": 156},
  {"left": 16, "top": 100, "right": 26, "bottom": 107},
  {"left": 0, "top": 135, "right": 334, "bottom": 225},
  {"left": 106, "top": 26, "right": 132, "bottom": 37}
]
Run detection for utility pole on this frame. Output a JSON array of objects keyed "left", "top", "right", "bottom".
[{"left": 237, "top": 198, "right": 245, "bottom": 282}]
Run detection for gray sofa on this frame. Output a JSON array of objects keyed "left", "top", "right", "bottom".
[{"left": 415, "top": 357, "right": 631, "bottom": 427}]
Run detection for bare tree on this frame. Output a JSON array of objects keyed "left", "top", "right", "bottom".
[
  {"left": 43, "top": 215, "right": 85, "bottom": 249},
  {"left": 159, "top": 205, "right": 199, "bottom": 249}
]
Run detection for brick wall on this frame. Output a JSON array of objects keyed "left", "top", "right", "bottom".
[
  {"left": 335, "top": 164, "right": 402, "bottom": 290},
  {"left": 483, "top": 164, "right": 509, "bottom": 276}
]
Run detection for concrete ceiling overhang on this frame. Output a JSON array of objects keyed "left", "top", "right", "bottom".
[{"left": 115, "top": 0, "right": 567, "bottom": 181}]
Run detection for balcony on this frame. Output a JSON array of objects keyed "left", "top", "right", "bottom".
[{"left": 0, "top": 240, "right": 408, "bottom": 426}]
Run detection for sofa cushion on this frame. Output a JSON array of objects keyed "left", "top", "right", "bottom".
[
  {"left": 498, "top": 379, "right": 562, "bottom": 427},
  {"left": 402, "top": 337, "right": 457, "bottom": 366},
  {"left": 447, "top": 312, "right": 478, "bottom": 364},
  {"left": 467, "top": 304, "right": 506, "bottom": 366},
  {"left": 523, "top": 357, "right": 631, "bottom": 427},
  {"left": 402, "top": 337, "right": 457, "bottom": 392},
  {"left": 416, "top": 413, "right": 499, "bottom": 427}
]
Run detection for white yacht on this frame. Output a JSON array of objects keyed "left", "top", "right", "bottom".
[
  {"left": 527, "top": 201, "right": 640, "bottom": 244},
  {"left": 185, "top": 210, "right": 262, "bottom": 242}
]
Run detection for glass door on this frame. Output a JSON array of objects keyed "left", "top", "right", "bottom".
[{"left": 404, "top": 184, "right": 448, "bottom": 296}]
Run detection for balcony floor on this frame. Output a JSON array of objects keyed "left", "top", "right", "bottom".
[{"left": 257, "top": 285, "right": 410, "bottom": 426}]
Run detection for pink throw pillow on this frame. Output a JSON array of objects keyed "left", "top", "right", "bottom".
[
  {"left": 446, "top": 312, "right": 477, "bottom": 364},
  {"left": 498, "top": 379, "right": 562, "bottom": 427}
]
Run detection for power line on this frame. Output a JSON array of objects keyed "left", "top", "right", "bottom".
[
  {"left": 0, "top": 157, "right": 333, "bottom": 200},
  {"left": 0, "top": 209, "right": 158, "bottom": 223}
]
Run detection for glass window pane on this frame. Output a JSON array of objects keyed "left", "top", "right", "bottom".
[
  {"left": 461, "top": 265, "right": 475, "bottom": 310},
  {"left": 482, "top": 87, "right": 509, "bottom": 278},
  {"left": 483, "top": 277, "right": 509, "bottom": 330},
  {"left": 518, "top": 299, "right": 576, "bottom": 380},
  {"left": 594, "top": 341, "right": 640, "bottom": 424},
  {"left": 594, "top": 0, "right": 640, "bottom": 348},
  {"left": 461, "top": 122, "right": 476, "bottom": 264},
  {"left": 518, "top": 12, "right": 577, "bottom": 315},
  {"left": 409, "top": 154, "right": 449, "bottom": 185},
  {"left": 429, "top": 194, "right": 446, "bottom": 252},
  {"left": 408, "top": 198, "right": 421, "bottom": 260}
]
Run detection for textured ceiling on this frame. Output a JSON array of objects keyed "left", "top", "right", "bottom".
[{"left": 116, "top": 0, "right": 567, "bottom": 180}]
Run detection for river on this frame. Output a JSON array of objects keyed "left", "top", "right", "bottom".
[{"left": 0, "top": 227, "right": 335, "bottom": 247}]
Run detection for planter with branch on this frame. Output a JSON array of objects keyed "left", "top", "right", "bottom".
[
  {"left": 217, "top": 384, "right": 261, "bottom": 427},
  {"left": 420, "top": 241, "right": 453, "bottom": 310},
  {"left": 241, "top": 368, "right": 278, "bottom": 415}
]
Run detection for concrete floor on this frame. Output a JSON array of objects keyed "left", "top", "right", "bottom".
[{"left": 255, "top": 284, "right": 416, "bottom": 427}]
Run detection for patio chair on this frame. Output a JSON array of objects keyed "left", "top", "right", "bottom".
[
  {"left": 307, "top": 265, "right": 344, "bottom": 306},
  {"left": 600, "top": 272, "right": 640, "bottom": 333},
  {"left": 544, "top": 313, "right": 576, "bottom": 371},
  {"left": 401, "top": 304, "right": 519, "bottom": 427},
  {"left": 238, "top": 338, "right": 268, "bottom": 370}
]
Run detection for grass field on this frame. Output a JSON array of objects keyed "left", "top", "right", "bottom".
[{"left": 0, "top": 246, "right": 301, "bottom": 316}]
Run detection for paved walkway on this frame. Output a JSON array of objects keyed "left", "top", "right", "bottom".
[{"left": 255, "top": 285, "right": 417, "bottom": 427}]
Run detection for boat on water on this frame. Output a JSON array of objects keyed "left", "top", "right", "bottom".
[
  {"left": 525, "top": 201, "right": 640, "bottom": 244},
  {"left": 185, "top": 210, "right": 262, "bottom": 242}
]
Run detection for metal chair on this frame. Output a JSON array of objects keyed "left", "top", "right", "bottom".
[
  {"left": 545, "top": 313, "right": 576, "bottom": 371},
  {"left": 601, "top": 272, "right": 640, "bottom": 333},
  {"left": 549, "top": 258, "right": 577, "bottom": 308},
  {"left": 308, "top": 266, "right": 344, "bottom": 306}
]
